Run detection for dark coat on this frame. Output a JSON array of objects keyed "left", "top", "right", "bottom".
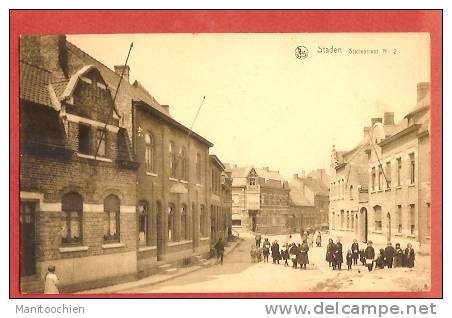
[
  {"left": 375, "top": 255, "right": 385, "bottom": 269},
  {"left": 351, "top": 242, "right": 359, "bottom": 259},
  {"left": 346, "top": 252, "right": 353, "bottom": 265},
  {"left": 281, "top": 249, "right": 289, "bottom": 260},
  {"left": 215, "top": 240, "right": 225, "bottom": 253},
  {"left": 394, "top": 247, "right": 404, "bottom": 267},
  {"left": 365, "top": 246, "right": 375, "bottom": 260},
  {"left": 334, "top": 242, "right": 343, "bottom": 264},
  {"left": 385, "top": 245, "right": 395, "bottom": 261},
  {"left": 298, "top": 243, "right": 309, "bottom": 265},
  {"left": 404, "top": 248, "right": 415, "bottom": 268},
  {"left": 271, "top": 243, "right": 281, "bottom": 260},
  {"left": 326, "top": 242, "right": 335, "bottom": 262},
  {"left": 262, "top": 240, "right": 271, "bottom": 255}
]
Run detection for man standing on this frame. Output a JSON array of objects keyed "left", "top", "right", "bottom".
[
  {"left": 351, "top": 239, "right": 359, "bottom": 265},
  {"left": 255, "top": 234, "right": 262, "bottom": 247},
  {"left": 214, "top": 238, "right": 225, "bottom": 265},
  {"left": 365, "top": 241, "right": 376, "bottom": 272},
  {"left": 384, "top": 242, "right": 395, "bottom": 268}
]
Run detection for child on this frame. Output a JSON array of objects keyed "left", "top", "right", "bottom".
[
  {"left": 346, "top": 249, "right": 353, "bottom": 270},
  {"left": 375, "top": 248, "right": 386, "bottom": 269},
  {"left": 256, "top": 247, "right": 263, "bottom": 262},
  {"left": 250, "top": 245, "right": 257, "bottom": 263},
  {"left": 359, "top": 249, "right": 366, "bottom": 266},
  {"left": 281, "top": 245, "right": 289, "bottom": 267},
  {"left": 44, "top": 265, "right": 60, "bottom": 294}
]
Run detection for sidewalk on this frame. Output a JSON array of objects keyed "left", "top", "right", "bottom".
[{"left": 80, "top": 239, "right": 243, "bottom": 294}]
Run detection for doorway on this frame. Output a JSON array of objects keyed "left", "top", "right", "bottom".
[
  {"left": 386, "top": 212, "right": 392, "bottom": 243},
  {"left": 20, "top": 201, "right": 36, "bottom": 276},
  {"left": 360, "top": 207, "right": 368, "bottom": 243},
  {"left": 156, "top": 201, "right": 163, "bottom": 261}
]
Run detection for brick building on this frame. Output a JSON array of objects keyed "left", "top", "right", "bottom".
[
  {"left": 288, "top": 171, "right": 330, "bottom": 234},
  {"left": 19, "top": 35, "right": 226, "bottom": 292},
  {"left": 329, "top": 83, "right": 431, "bottom": 253},
  {"left": 228, "top": 165, "right": 290, "bottom": 234}
]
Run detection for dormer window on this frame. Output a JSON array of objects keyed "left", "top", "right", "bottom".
[
  {"left": 249, "top": 178, "right": 256, "bottom": 186},
  {"left": 96, "top": 128, "right": 106, "bottom": 157}
]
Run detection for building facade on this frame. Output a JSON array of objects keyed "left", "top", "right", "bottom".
[
  {"left": 329, "top": 83, "right": 431, "bottom": 253},
  {"left": 19, "top": 35, "right": 226, "bottom": 292},
  {"left": 228, "top": 166, "right": 290, "bottom": 234}
]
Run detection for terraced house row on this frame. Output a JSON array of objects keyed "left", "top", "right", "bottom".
[
  {"left": 19, "top": 35, "right": 232, "bottom": 293},
  {"left": 329, "top": 82, "right": 431, "bottom": 254}
]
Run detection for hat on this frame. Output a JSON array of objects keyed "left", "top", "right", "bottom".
[{"left": 48, "top": 265, "right": 56, "bottom": 272}]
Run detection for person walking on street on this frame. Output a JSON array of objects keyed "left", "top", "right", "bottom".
[
  {"left": 394, "top": 243, "right": 404, "bottom": 268},
  {"left": 351, "top": 239, "right": 359, "bottom": 265},
  {"left": 365, "top": 241, "right": 376, "bottom": 272},
  {"left": 299, "top": 240, "right": 309, "bottom": 270},
  {"left": 404, "top": 243, "right": 416, "bottom": 268},
  {"left": 316, "top": 231, "right": 322, "bottom": 247},
  {"left": 271, "top": 240, "right": 281, "bottom": 264},
  {"left": 255, "top": 234, "right": 261, "bottom": 248},
  {"left": 44, "top": 265, "right": 60, "bottom": 294},
  {"left": 384, "top": 242, "right": 395, "bottom": 268},
  {"left": 214, "top": 237, "right": 225, "bottom": 265},
  {"left": 326, "top": 238, "right": 335, "bottom": 267},
  {"left": 262, "top": 238, "right": 271, "bottom": 262},
  {"left": 334, "top": 239, "right": 343, "bottom": 270}
]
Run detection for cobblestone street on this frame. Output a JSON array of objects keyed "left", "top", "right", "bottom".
[{"left": 89, "top": 228, "right": 430, "bottom": 294}]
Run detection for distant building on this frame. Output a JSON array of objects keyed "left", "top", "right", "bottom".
[
  {"left": 227, "top": 165, "right": 290, "bottom": 234},
  {"left": 329, "top": 82, "right": 431, "bottom": 253},
  {"left": 288, "top": 171, "right": 330, "bottom": 234}
]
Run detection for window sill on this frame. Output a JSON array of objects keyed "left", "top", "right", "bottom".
[
  {"left": 180, "top": 180, "right": 189, "bottom": 184},
  {"left": 138, "top": 245, "right": 157, "bottom": 252},
  {"left": 385, "top": 188, "right": 392, "bottom": 192},
  {"left": 146, "top": 172, "right": 158, "bottom": 177},
  {"left": 196, "top": 183, "right": 203, "bottom": 187},
  {"left": 407, "top": 234, "right": 416, "bottom": 238},
  {"left": 408, "top": 184, "right": 416, "bottom": 188},
  {"left": 102, "top": 242, "right": 125, "bottom": 249},
  {"left": 59, "top": 246, "right": 89, "bottom": 253},
  {"left": 168, "top": 240, "right": 192, "bottom": 247},
  {"left": 372, "top": 231, "right": 383, "bottom": 234},
  {"left": 394, "top": 233, "right": 403, "bottom": 237},
  {"left": 425, "top": 236, "right": 431, "bottom": 240},
  {"left": 200, "top": 237, "right": 210, "bottom": 241},
  {"left": 395, "top": 186, "right": 402, "bottom": 189},
  {"left": 77, "top": 153, "right": 112, "bottom": 162},
  {"left": 169, "top": 177, "right": 178, "bottom": 182}
]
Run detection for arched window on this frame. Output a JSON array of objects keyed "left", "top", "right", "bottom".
[
  {"left": 104, "top": 195, "right": 120, "bottom": 242},
  {"left": 200, "top": 204, "right": 207, "bottom": 237},
  {"left": 196, "top": 152, "right": 202, "bottom": 184},
  {"left": 180, "top": 146, "right": 188, "bottom": 181},
  {"left": 349, "top": 185, "right": 353, "bottom": 200},
  {"left": 168, "top": 203, "right": 175, "bottom": 241},
  {"left": 138, "top": 200, "right": 150, "bottom": 246},
  {"left": 144, "top": 133, "right": 155, "bottom": 173},
  {"left": 61, "top": 192, "right": 83, "bottom": 245},
  {"left": 340, "top": 210, "right": 345, "bottom": 229},
  {"left": 169, "top": 141, "right": 177, "bottom": 178},
  {"left": 180, "top": 204, "right": 188, "bottom": 240}
]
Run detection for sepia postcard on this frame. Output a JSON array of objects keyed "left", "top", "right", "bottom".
[{"left": 10, "top": 10, "right": 442, "bottom": 299}]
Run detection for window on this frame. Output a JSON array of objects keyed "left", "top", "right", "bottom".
[
  {"left": 180, "top": 146, "right": 188, "bottom": 181},
  {"left": 385, "top": 161, "right": 392, "bottom": 188},
  {"left": 145, "top": 133, "right": 154, "bottom": 173},
  {"left": 104, "top": 195, "right": 120, "bottom": 242},
  {"left": 397, "top": 205, "right": 402, "bottom": 233},
  {"left": 249, "top": 177, "right": 256, "bottom": 186},
  {"left": 409, "top": 153, "right": 415, "bottom": 184},
  {"left": 346, "top": 211, "right": 350, "bottom": 229},
  {"left": 349, "top": 185, "right": 353, "bottom": 200},
  {"left": 409, "top": 204, "right": 415, "bottom": 234},
  {"left": 180, "top": 204, "right": 188, "bottom": 240},
  {"left": 341, "top": 180, "right": 345, "bottom": 199},
  {"left": 78, "top": 124, "right": 91, "bottom": 155},
  {"left": 61, "top": 192, "right": 83, "bottom": 245},
  {"left": 340, "top": 210, "right": 344, "bottom": 229},
  {"left": 374, "top": 205, "right": 382, "bottom": 231},
  {"left": 371, "top": 167, "right": 376, "bottom": 191},
  {"left": 351, "top": 211, "right": 355, "bottom": 229},
  {"left": 196, "top": 152, "right": 202, "bottom": 184},
  {"left": 96, "top": 128, "right": 106, "bottom": 157},
  {"left": 396, "top": 158, "right": 402, "bottom": 186},
  {"left": 138, "top": 201, "right": 149, "bottom": 246},
  {"left": 168, "top": 204, "right": 175, "bottom": 241},
  {"left": 169, "top": 142, "right": 177, "bottom": 178},
  {"left": 378, "top": 165, "right": 383, "bottom": 190}
]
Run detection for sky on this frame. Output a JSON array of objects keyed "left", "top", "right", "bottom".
[{"left": 68, "top": 33, "right": 430, "bottom": 179}]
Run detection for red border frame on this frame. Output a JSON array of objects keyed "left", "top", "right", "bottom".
[{"left": 10, "top": 9, "right": 442, "bottom": 299}]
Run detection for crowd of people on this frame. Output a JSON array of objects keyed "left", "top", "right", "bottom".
[{"left": 251, "top": 232, "right": 417, "bottom": 272}]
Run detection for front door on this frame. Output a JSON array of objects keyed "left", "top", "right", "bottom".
[
  {"left": 20, "top": 201, "right": 36, "bottom": 276},
  {"left": 156, "top": 202, "right": 163, "bottom": 261}
]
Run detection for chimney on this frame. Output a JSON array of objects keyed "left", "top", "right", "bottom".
[
  {"left": 363, "top": 127, "right": 370, "bottom": 138},
  {"left": 161, "top": 104, "right": 170, "bottom": 114},
  {"left": 24, "top": 35, "right": 68, "bottom": 79},
  {"left": 371, "top": 117, "right": 383, "bottom": 126},
  {"left": 417, "top": 82, "right": 430, "bottom": 102},
  {"left": 114, "top": 65, "right": 130, "bottom": 83},
  {"left": 383, "top": 112, "right": 394, "bottom": 125}
]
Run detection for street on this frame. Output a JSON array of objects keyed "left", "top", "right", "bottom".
[{"left": 112, "top": 228, "right": 430, "bottom": 293}]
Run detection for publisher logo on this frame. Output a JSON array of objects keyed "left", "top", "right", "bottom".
[{"left": 295, "top": 46, "right": 308, "bottom": 59}]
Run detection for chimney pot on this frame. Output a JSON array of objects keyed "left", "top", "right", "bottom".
[
  {"left": 114, "top": 65, "right": 130, "bottom": 83},
  {"left": 371, "top": 117, "right": 383, "bottom": 126}
]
